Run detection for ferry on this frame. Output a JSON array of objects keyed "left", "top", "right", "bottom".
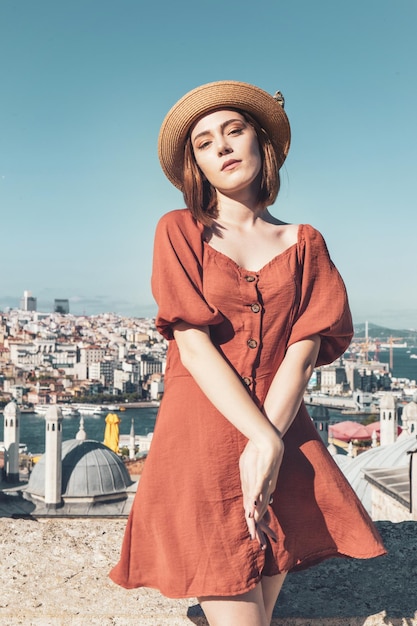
[
  {"left": 33, "top": 405, "right": 80, "bottom": 418},
  {"left": 72, "top": 404, "right": 107, "bottom": 416},
  {"left": 0, "top": 442, "right": 28, "bottom": 454}
]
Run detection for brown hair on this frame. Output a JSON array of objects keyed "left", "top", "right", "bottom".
[{"left": 182, "top": 111, "right": 281, "bottom": 227}]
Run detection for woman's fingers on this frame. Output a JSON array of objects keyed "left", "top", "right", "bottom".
[
  {"left": 257, "top": 517, "right": 277, "bottom": 542},
  {"left": 244, "top": 499, "right": 256, "bottom": 540},
  {"left": 239, "top": 439, "right": 283, "bottom": 541},
  {"left": 252, "top": 488, "right": 276, "bottom": 523},
  {"left": 255, "top": 525, "right": 267, "bottom": 550},
  {"left": 240, "top": 448, "right": 277, "bottom": 515},
  {"left": 254, "top": 516, "right": 277, "bottom": 549}
]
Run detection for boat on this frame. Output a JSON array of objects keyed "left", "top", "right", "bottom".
[
  {"left": 0, "top": 442, "right": 28, "bottom": 454},
  {"left": 33, "top": 405, "right": 80, "bottom": 418},
  {"left": 72, "top": 404, "right": 106, "bottom": 416},
  {"left": 410, "top": 354, "right": 417, "bottom": 359}
]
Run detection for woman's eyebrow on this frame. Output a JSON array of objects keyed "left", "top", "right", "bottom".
[{"left": 192, "top": 118, "right": 244, "bottom": 143}]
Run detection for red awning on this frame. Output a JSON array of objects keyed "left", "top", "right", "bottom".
[{"left": 329, "top": 420, "right": 401, "bottom": 442}]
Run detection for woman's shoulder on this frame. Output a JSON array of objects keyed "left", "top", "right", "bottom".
[
  {"left": 296, "top": 224, "right": 334, "bottom": 263},
  {"left": 155, "top": 209, "right": 205, "bottom": 251},
  {"left": 298, "top": 223, "right": 328, "bottom": 245},
  {"left": 157, "top": 208, "right": 199, "bottom": 228},
  {"left": 273, "top": 223, "right": 323, "bottom": 250}
]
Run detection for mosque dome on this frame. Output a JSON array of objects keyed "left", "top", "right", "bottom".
[
  {"left": 311, "top": 405, "right": 330, "bottom": 421},
  {"left": 332, "top": 433, "right": 417, "bottom": 514},
  {"left": 27, "top": 439, "right": 132, "bottom": 500}
]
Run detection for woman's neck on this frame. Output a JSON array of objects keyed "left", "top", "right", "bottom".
[{"left": 215, "top": 193, "right": 265, "bottom": 229}]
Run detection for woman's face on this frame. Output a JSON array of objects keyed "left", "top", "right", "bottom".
[{"left": 190, "top": 109, "right": 262, "bottom": 197}]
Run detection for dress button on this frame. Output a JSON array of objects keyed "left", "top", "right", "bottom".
[
  {"left": 251, "top": 303, "right": 261, "bottom": 313},
  {"left": 242, "top": 376, "right": 252, "bottom": 386},
  {"left": 247, "top": 339, "right": 258, "bottom": 349},
  {"left": 245, "top": 275, "right": 256, "bottom": 282}
]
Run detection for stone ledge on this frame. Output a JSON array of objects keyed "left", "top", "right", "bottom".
[{"left": 0, "top": 519, "right": 415, "bottom": 625}]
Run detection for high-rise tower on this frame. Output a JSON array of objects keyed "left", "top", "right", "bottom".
[{"left": 20, "top": 290, "right": 37, "bottom": 312}]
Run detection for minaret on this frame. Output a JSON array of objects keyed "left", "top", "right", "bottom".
[
  {"left": 129, "top": 418, "right": 136, "bottom": 460},
  {"left": 379, "top": 393, "right": 398, "bottom": 446},
  {"left": 3, "top": 401, "right": 20, "bottom": 482},
  {"left": 399, "top": 400, "right": 417, "bottom": 438},
  {"left": 44, "top": 405, "right": 63, "bottom": 508}
]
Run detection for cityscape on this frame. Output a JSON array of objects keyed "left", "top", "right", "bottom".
[
  {"left": 1, "top": 289, "right": 417, "bottom": 621},
  {"left": 0, "top": 290, "right": 166, "bottom": 410},
  {"left": 1, "top": 291, "right": 416, "bottom": 416}
]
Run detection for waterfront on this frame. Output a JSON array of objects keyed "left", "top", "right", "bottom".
[
  {"left": 369, "top": 347, "right": 417, "bottom": 380},
  {"left": 1, "top": 406, "right": 159, "bottom": 455},
  {"left": 2, "top": 348, "right": 416, "bottom": 455},
  {"left": 2, "top": 404, "right": 349, "bottom": 456}
]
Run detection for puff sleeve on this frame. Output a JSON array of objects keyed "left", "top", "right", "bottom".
[
  {"left": 151, "top": 210, "right": 224, "bottom": 340},
  {"left": 287, "top": 224, "right": 353, "bottom": 366}
]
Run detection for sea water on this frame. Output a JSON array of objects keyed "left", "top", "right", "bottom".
[
  {"left": 2, "top": 348, "right": 416, "bottom": 454},
  {"left": 1, "top": 407, "right": 159, "bottom": 455}
]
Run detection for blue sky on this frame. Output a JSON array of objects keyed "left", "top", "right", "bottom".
[{"left": 0, "top": 0, "right": 416, "bottom": 329}]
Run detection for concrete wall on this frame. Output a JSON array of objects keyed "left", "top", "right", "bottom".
[
  {"left": 370, "top": 485, "right": 413, "bottom": 522},
  {"left": 0, "top": 518, "right": 415, "bottom": 625}
]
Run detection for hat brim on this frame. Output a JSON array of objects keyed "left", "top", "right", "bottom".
[{"left": 158, "top": 80, "right": 291, "bottom": 191}]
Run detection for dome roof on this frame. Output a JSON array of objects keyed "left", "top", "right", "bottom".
[
  {"left": 27, "top": 440, "right": 132, "bottom": 498},
  {"left": 335, "top": 434, "right": 417, "bottom": 514},
  {"left": 311, "top": 405, "right": 330, "bottom": 421}
]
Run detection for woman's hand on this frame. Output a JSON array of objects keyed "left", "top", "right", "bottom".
[{"left": 239, "top": 436, "right": 284, "bottom": 548}]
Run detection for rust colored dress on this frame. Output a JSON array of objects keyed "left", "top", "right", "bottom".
[{"left": 110, "top": 209, "right": 386, "bottom": 598}]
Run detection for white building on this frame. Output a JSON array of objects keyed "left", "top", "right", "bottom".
[
  {"left": 80, "top": 345, "right": 106, "bottom": 365},
  {"left": 20, "top": 290, "right": 37, "bottom": 312}
]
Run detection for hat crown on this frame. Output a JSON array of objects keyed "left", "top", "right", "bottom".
[{"left": 158, "top": 80, "right": 291, "bottom": 190}]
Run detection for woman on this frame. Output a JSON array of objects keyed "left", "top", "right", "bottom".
[{"left": 110, "top": 81, "right": 386, "bottom": 626}]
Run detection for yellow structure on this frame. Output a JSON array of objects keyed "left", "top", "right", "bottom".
[{"left": 103, "top": 413, "right": 121, "bottom": 454}]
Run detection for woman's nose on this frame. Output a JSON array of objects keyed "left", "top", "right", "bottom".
[{"left": 217, "top": 140, "right": 232, "bottom": 156}]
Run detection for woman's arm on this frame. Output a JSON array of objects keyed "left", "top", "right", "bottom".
[
  {"left": 262, "top": 334, "right": 321, "bottom": 435},
  {"left": 173, "top": 323, "right": 320, "bottom": 543},
  {"left": 239, "top": 334, "right": 321, "bottom": 540},
  {"left": 173, "top": 321, "right": 281, "bottom": 449},
  {"left": 173, "top": 321, "right": 284, "bottom": 540}
]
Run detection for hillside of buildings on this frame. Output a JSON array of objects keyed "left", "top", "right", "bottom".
[
  {"left": 0, "top": 308, "right": 416, "bottom": 414},
  {"left": 0, "top": 310, "right": 166, "bottom": 409}
]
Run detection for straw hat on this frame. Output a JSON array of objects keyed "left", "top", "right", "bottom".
[{"left": 158, "top": 80, "right": 291, "bottom": 190}]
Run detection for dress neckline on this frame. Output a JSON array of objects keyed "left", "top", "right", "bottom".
[{"left": 203, "top": 224, "right": 302, "bottom": 274}]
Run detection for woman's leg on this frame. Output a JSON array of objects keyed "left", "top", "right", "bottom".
[
  {"left": 198, "top": 572, "right": 288, "bottom": 626},
  {"left": 198, "top": 581, "right": 269, "bottom": 626},
  {"left": 261, "top": 572, "right": 287, "bottom": 623}
]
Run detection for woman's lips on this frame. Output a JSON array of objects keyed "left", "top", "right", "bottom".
[{"left": 221, "top": 159, "right": 241, "bottom": 171}]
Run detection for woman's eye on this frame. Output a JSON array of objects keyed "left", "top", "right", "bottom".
[
  {"left": 198, "top": 141, "right": 211, "bottom": 150},
  {"left": 229, "top": 127, "right": 244, "bottom": 135}
]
